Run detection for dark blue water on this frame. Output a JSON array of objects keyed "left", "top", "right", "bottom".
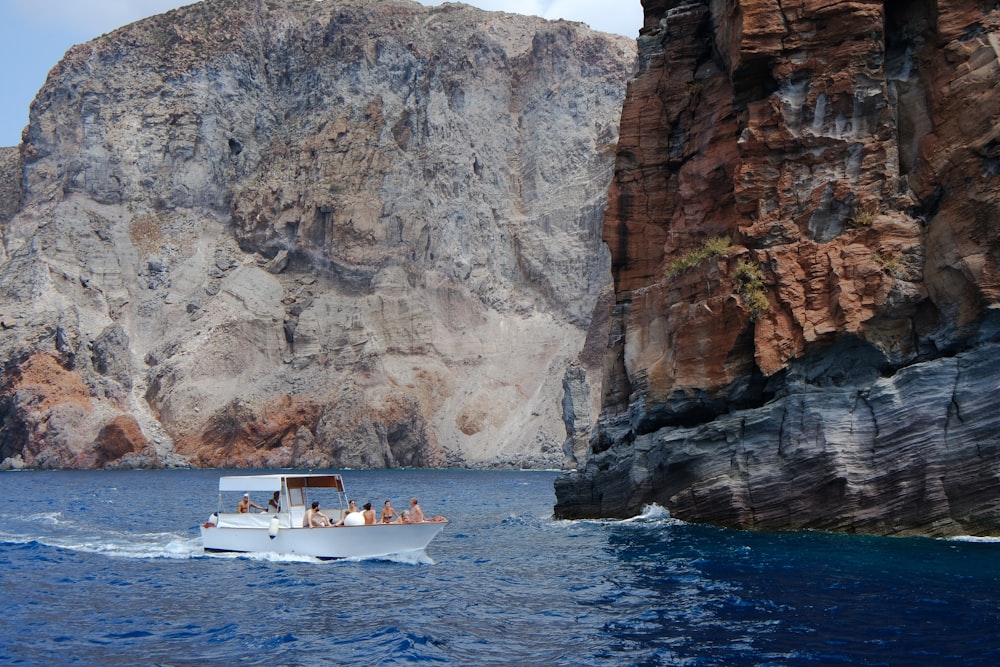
[{"left": 1, "top": 469, "right": 998, "bottom": 666}]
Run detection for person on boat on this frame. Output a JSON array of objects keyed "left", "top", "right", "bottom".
[
  {"left": 409, "top": 498, "right": 426, "bottom": 523},
  {"left": 399, "top": 510, "right": 412, "bottom": 523},
  {"left": 334, "top": 500, "right": 360, "bottom": 526},
  {"left": 304, "top": 501, "right": 331, "bottom": 527},
  {"left": 267, "top": 492, "right": 281, "bottom": 513},
  {"left": 238, "top": 493, "right": 265, "bottom": 513},
  {"left": 407, "top": 497, "right": 446, "bottom": 522},
  {"left": 362, "top": 502, "right": 376, "bottom": 525},
  {"left": 380, "top": 500, "right": 399, "bottom": 523}
]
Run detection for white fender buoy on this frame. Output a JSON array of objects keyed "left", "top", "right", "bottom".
[
  {"left": 268, "top": 515, "right": 280, "bottom": 539},
  {"left": 343, "top": 511, "right": 365, "bottom": 526}
]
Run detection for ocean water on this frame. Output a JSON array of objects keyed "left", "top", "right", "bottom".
[{"left": 1, "top": 469, "right": 999, "bottom": 666}]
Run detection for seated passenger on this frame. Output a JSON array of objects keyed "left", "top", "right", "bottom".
[
  {"left": 303, "top": 501, "right": 331, "bottom": 527},
  {"left": 362, "top": 502, "right": 376, "bottom": 525},
  {"left": 406, "top": 497, "right": 445, "bottom": 522},
  {"left": 409, "top": 497, "right": 426, "bottom": 523},
  {"left": 335, "top": 500, "right": 359, "bottom": 526},
  {"left": 267, "top": 492, "right": 281, "bottom": 513},
  {"left": 380, "top": 500, "right": 399, "bottom": 524}
]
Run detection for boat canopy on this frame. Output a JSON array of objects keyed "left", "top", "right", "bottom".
[{"left": 218, "top": 474, "right": 345, "bottom": 493}]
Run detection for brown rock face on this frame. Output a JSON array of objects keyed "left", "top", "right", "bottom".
[
  {"left": 556, "top": 0, "right": 1000, "bottom": 536},
  {"left": 94, "top": 416, "right": 155, "bottom": 468},
  {"left": 0, "top": 353, "right": 158, "bottom": 469}
]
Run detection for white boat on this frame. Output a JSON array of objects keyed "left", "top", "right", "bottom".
[{"left": 200, "top": 473, "right": 447, "bottom": 559}]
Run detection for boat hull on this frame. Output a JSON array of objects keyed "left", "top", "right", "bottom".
[{"left": 200, "top": 521, "right": 447, "bottom": 559}]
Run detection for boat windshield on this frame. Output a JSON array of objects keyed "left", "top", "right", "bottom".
[{"left": 285, "top": 475, "right": 346, "bottom": 516}]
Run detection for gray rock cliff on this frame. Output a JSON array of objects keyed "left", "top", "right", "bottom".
[{"left": 0, "top": 0, "right": 634, "bottom": 469}]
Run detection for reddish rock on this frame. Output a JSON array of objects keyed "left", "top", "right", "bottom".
[
  {"left": 602, "top": 0, "right": 929, "bottom": 406},
  {"left": 175, "top": 396, "right": 323, "bottom": 468},
  {"left": 174, "top": 391, "right": 442, "bottom": 470},
  {"left": 93, "top": 415, "right": 156, "bottom": 468},
  {"left": 0, "top": 353, "right": 158, "bottom": 469},
  {"left": 557, "top": 0, "right": 1000, "bottom": 536}
]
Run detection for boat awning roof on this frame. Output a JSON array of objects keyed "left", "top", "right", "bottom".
[{"left": 218, "top": 474, "right": 344, "bottom": 492}]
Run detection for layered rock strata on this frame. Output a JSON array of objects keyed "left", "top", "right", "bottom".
[
  {"left": 0, "top": 0, "right": 634, "bottom": 469},
  {"left": 555, "top": 0, "right": 1000, "bottom": 536}
]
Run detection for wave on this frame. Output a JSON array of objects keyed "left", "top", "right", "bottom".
[
  {"left": 621, "top": 503, "right": 677, "bottom": 523},
  {"left": 946, "top": 535, "right": 1000, "bottom": 543},
  {"left": 345, "top": 549, "right": 435, "bottom": 565},
  {"left": 552, "top": 503, "right": 687, "bottom": 528}
]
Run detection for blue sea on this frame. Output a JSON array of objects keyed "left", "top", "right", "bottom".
[{"left": 1, "top": 469, "right": 999, "bottom": 666}]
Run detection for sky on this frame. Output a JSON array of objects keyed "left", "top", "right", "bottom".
[{"left": 0, "top": 0, "right": 642, "bottom": 147}]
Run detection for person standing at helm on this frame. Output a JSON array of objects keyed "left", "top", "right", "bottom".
[{"left": 238, "top": 493, "right": 265, "bottom": 513}]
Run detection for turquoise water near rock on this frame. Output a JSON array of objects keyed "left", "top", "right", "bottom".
[{"left": 1, "top": 468, "right": 998, "bottom": 665}]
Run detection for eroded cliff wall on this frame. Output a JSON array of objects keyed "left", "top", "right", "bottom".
[
  {"left": 555, "top": 0, "right": 1000, "bottom": 536},
  {"left": 0, "top": 0, "right": 634, "bottom": 469}
]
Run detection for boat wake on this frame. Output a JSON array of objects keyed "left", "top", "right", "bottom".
[
  {"left": 0, "top": 510, "right": 201, "bottom": 559},
  {"left": 0, "top": 528, "right": 204, "bottom": 559}
]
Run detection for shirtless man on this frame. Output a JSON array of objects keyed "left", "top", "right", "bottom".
[
  {"left": 303, "top": 501, "right": 331, "bottom": 527},
  {"left": 409, "top": 497, "right": 425, "bottom": 523},
  {"left": 237, "top": 493, "right": 265, "bottom": 513},
  {"left": 406, "top": 497, "right": 446, "bottom": 522}
]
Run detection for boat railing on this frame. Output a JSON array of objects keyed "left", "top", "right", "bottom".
[{"left": 215, "top": 512, "right": 293, "bottom": 529}]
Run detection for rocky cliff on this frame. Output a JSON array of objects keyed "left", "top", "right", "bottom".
[
  {"left": 0, "top": 0, "right": 634, "bottom": 470},
  {"left": 555, "top": 0, "right": 1000, "bottom": 537}
]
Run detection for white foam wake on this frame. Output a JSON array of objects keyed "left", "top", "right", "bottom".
[
  {"left": 550, "top": 503, "right": 685, "bottom": 527},
  {"left": 946, "top": 535, "right": 1000, "bottom": 543},
  {"left": 621, "top": 503, "right": 675, "bottom": 523}
]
